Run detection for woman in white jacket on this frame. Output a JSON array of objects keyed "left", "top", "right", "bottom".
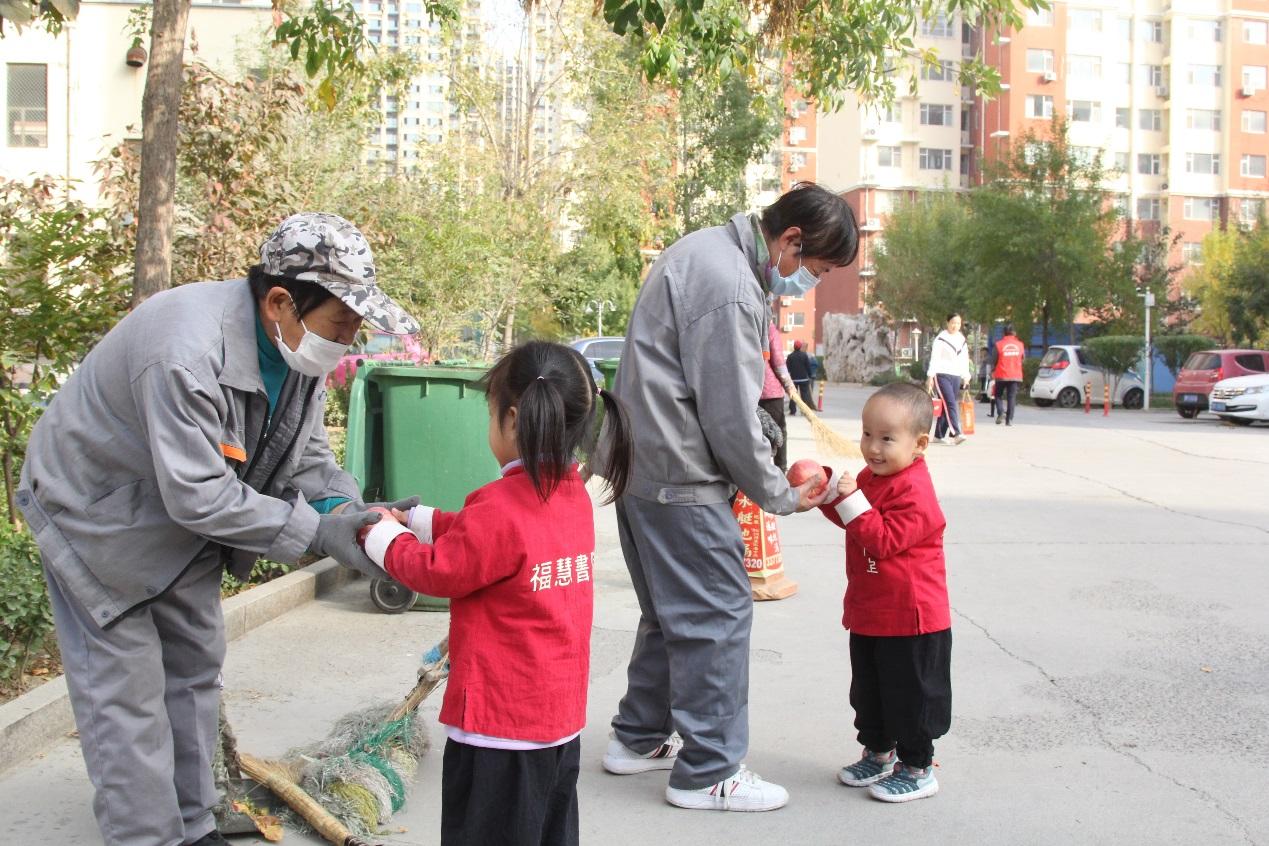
[{"left": 926, "top": 313, "right": 971, "bottom": 444}]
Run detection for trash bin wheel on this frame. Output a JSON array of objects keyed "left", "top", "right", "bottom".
[{"left": 370, "top": 577, "right": 418, "bottom": 613}]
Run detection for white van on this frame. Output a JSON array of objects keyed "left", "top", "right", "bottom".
[{"left": 1030, "top": 344, "right": 1146, "bottom": 409}]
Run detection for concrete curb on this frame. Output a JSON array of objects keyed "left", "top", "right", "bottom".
[{"left": 0, "top": 557, "right": 356, "bottom": 775}]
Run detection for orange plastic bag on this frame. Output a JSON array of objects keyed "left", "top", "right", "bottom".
[{"left": 959, "top": 391, "right": 975, "bottom": 435}]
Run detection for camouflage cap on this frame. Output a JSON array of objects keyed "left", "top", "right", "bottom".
[{"left": 259, "top": 212, "right": 419, "bottom": 335}]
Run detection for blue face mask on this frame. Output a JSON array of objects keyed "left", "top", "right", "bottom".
[{"left": 767, "top": 248, "right": 820, "bottom": 297}]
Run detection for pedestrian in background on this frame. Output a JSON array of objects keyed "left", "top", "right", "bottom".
[
  {"left": 926, "top": 312, "right": 971, "bottom": 445},
  {"left": 760, "top": 320, "right": 794, "bottom": 471},
  {"left": 992, "top": 323, "right": 1026, "bottom": 426},
  {"left": 786, "top": 339, "right": 816, "bottom": 414}
]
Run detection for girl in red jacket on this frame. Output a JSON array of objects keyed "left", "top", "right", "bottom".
[
  {"left": 818, "top": 381, "right": 952, "bottom": 804},
  {"left": 358, "top": 341, "right": 631, "bottom": 846}
]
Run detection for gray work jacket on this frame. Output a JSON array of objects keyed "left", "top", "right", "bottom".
[
  {"left": 17, "top": 279, "right": 359, "bottom": 628},
  {"left": 611, "top": 212, "right": 798, "bottom": 515}
]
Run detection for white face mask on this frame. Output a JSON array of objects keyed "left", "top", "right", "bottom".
[{"left": 275, "top": 299, "right": 349, "bottom": 377}]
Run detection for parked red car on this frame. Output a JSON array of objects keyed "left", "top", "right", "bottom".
[
  {"left": 328, "top": 331, "right": 427, "bottom": 388},
  {"left": 1173, "top": 349, "right": 1269, "bottom": 418}
]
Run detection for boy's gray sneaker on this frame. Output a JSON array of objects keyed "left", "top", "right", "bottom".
[
  {"left": 868, "top": 763, "right": 939, "bottom": 803},
  {"left": 837, "top": 748, "right": 897, "bottom": 787},
  {"left": 602, "top": 732, "right": 683, "bottom": 774}
]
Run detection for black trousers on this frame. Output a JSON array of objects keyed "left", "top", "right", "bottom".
[
  {"left": 441, "top": 737, "right": 580, "bottom": 846},
  {"left": 849, "top": 629, "right": 952, "bottom": 770},
  {"left": 996, "top": 380, "right": 1020, "bottom": 423},
  {"left": 789, "top": 380, "right": 814, "bottom": 414},
  {"left": 758, "top": 397, "right": 789, "bottom": 471}
]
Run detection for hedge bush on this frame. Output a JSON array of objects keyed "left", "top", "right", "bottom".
[{"left": 0, "top": 524, "right": 53, "bottom": 685}]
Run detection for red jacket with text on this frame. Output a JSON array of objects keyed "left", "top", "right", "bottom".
[
  {"left": 363, "top": 466, "right": 594, "bottom": 742},
  {"left": 820, "top": 457, "right": 950, "bottom": 636},
  {"left": 993, "top": 335, "right": 1026, "bottom": 382}
]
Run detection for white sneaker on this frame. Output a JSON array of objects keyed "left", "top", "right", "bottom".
[
  {"left": 602, "top": 733, "right": 683, "bottom": 775},
  {"left": 665, "top": 766, "right": 789, "bottom": 812},
  {"left": 952, "top": 434, "right": 967, "bottom": 445}
]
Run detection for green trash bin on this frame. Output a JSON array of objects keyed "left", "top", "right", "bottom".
[
  {"left": 343, "top": 363, "right": 502, "bottom": 612},
  {"left": 595, "top": 358, "right": 621, "bottom": 391}
]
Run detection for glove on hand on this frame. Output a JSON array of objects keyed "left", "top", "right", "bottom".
[
  {"left": 756, "top": 406, "right": 784, "bottom": 450},
  {"left": 311, "top": 510, "right": 386, "bottom": 579},
  {"left": 347, "top": 495, "right": 421, "bottom": 514}
]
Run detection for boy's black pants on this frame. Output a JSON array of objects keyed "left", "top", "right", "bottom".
[
  {"left": 849, "top": 629, "right": 952, "bottom": 770},
  {"left": 441, "top": 736, "right": 580, "bottom": 846}
]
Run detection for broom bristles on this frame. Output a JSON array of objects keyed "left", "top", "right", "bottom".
[{"left": 788, "top": 387, "right": 862, "bottom": 458}]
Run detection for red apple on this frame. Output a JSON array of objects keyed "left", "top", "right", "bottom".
[
  {"left": 787, "top": 459, "right": 827, "bottom": 498},
  {"left": 357, "top": 506, "right": 393, "bottom": 543}
]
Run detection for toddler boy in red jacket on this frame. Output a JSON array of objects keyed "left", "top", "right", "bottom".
[{"left": 819, "top": 381, "right": 951, "bottom": 803}]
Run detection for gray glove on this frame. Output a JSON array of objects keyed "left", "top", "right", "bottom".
[
  {"left": 756, "top": 406, "right": 784, "bottom": 450},
  {"left": 346, "top": 495, "right": 421, "bottom": 515},
  {"left": 310, "top": 509, "right": 386, "bottom": 579}
]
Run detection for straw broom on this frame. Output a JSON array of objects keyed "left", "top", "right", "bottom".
[
  {"left": 235, "top": 637, "right": 450, "bottom": 846},
  {"left": 787, "top": 383, "right": 862, "bottom": 458}
]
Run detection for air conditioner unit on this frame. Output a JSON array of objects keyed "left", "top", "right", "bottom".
[
  {"left": 1155, "top": 85, "right": 1170, "bottom": 98},
  {"left": 900, "top": 347, "right": 913, "bottom": 358},
  {"left": 780, "top": 297, "right": 794, "bottom": 307},
  {"left": 1243, "top": 85, "right": 1259, "bottom": 97},
  {"left": 1160, "top": 182, "right": 1169, "bottom": 189},
  {"left": 1042, "top": 71, "right": 1057, "bottom": 83},
  {"left": 863, "top": 128, "right": 878, "bottom": 139}
]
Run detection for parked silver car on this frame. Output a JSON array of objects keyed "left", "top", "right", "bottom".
[{"left": 1030, "top": 344, "right": 1145, "bottom": 409}]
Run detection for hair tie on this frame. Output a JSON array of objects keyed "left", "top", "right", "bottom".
[{"left": 537, "top": 375, "right": 545, "bottom": 381}]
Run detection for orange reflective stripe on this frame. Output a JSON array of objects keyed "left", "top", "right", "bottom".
[{"left": 220, "top": 443, "right": 246, "bottom": 462}]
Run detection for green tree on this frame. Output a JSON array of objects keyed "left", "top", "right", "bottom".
[
  {"left": 1154, "top": 335, "right": 1214, "bottom": 380},
  {"left": 966, "top": 118, "right": 1119, "bottom": 347},
  {"left": 1225, "top": 219, "right": 1269, "bottom": 347},
  {"left": 1089, "top": 223, "right": 1183, "bottom": 338},
  {"left": 1084, "top": 335, "right": 1144, "bottom": 405},
  {"left": 872, "top": 192, "right": 973, "bottom": 342},
  {"left": 597, "top": 0, "right": 1046, "bottom": 108},
  {"left": 1185, "top": 228, "right": 1239, "bottom": 344}
]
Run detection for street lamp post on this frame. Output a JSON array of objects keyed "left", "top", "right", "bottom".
[
  {"left": 1138, "top": 289, "right": 1155, "bottom": 410},
  {"left": 912, "top": 326, "right": 922, "bottom": 363},
  {"left": 586, "top": 299, "right": 616, "bottom": 337}
]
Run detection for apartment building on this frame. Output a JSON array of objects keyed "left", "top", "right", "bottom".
[
  {"left": 809, "top": 1, "right": 1268, "bottom": 354},
  {"left": 1, "top": 1, "right": 274, "bottom": 204}
]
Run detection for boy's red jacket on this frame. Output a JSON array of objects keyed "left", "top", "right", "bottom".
[
  {"left": 993, "top": 336, "right": 1025, "bottom": 381},
  {"left": 369, "top": 467, "right": 594, "bottom": 742},
  {"left": 820, "top": 457, "right": 950, "bottom": 636}
]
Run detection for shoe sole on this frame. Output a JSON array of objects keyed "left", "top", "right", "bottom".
[
  {"left": 665, "top": 789, "right": 789, "bottom": 812},
  {"left": 869, "top": 781, "right": 939, "bottom": 803},
  {"left": 602, "top": 755, "right": 676, "bottom": 775},
  {"left": 837, "top": 767, "right": 894, "bottom": 787}
]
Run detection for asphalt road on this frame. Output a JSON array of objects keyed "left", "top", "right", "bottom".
[{"left": 2, "top": 385, "right": 1266, "bottom": 845}]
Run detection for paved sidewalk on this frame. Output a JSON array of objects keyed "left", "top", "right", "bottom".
[{"left": 1, "top": 386, "right": 1266, "bottom": 845}]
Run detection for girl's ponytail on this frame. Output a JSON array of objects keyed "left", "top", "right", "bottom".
[
  {"left": 594, "top": 388, "right": 631, "bottom": 505},
  {"left": 516, "top": 375, "right": 569, "bottom": 502}
]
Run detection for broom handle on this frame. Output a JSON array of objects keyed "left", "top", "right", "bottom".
[
  {"left": 238, "top": 752, "right": 383, "bottom": 846},
  {"left": 387, "top": 637, "right": 450, "bottom": 723}
]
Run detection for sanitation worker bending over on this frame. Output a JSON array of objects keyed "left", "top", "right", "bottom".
[{"left": 599, "top": 182, "right": 860, "bottom": 811}]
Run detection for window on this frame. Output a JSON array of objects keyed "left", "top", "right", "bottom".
[
  {"left": 878, "top": 146, "right": 902, "bottom": 167},
  {"left": 1188, "top": 20, "right": 1222, "bottom": 42},
  {"left": 1243, "top": 66, "right": 1268, "bottom": 90},
  {"left": 1070, "top": 9, "right": 1101, "bottom": 31},
  {"left": 1138, "top": 109, "right": 1162, "bottom": 131},
  {"left": 1026, "top": 95, "right": 1054, "bottom": 118},
  {"left": 1113, "top": 151, "right": 1130, "bottom": 171},
  {"left": 1189, "top": 65, "right": 1222, "bottom": 87},
  {"left": 921, "top": 60, "right": 957, "bottom": 81},
  {"left": 1026, "top": 49, "right": 1055, "bottom": 73},
  {"left": 1113, "top": 195, "right": 1130, "bottom": 215},
  {"left": 1117, "top": 17, "right": 1132, "bottom": 40},
  {"left": 1023, "top": 141, "right": 1045, "bottom": 164},
  {"left": 1136, "top": 198, "right": 1161, "bottom": 220},
  {"left": 1243, "top": 110, "right": 1267, "bottom": 132},
  {"left": 1068, "top": 55, "right": 1102, "bottom": 81},
  {"left": 1068, "top": 100, "right": 1101, "bottom": 123},
  {"left": 1235, "top": 354, "right": 1266, "bottom": 372},
  {"left": 1246, "top": 21, "right": 1268, "bottom": 44},
  {"left": 789, "top": 125, "right": 807, "bottom": 144},
  {"left": 1183, "top": 197, "right": 1219, "bottom": 219},
  {"left": 882, "top": 104, "right": 901, "bottom": 123},
  {"left": 6, "top": 63, "right": 47, "bottom": 148},
  {"left": 1138, "top": 153, "right": 1161, "bottom": 175},
  {"left": 1186, "top": 109, "right": 1222, "bottom": 130},
  {"left": 1140, "top": 64, "right": 1164, "bottom": 86},
  {"left": 1242, "top": 199, "right": 1265, "bottom": 223},
  {"left": 1027, "top": 7, "right": 1054, "bottom": 26},
  {"left": 920, "top": 103, "right": 954, "bottom": 126},
  {"left": 920, "top": 13, "right": 954, "bottom": 38},
  {"left": 1072, "top": 146, "right": 1099, "bottom": 166},
  {"left": 1185, "top": 153, "right": 1220, "bottom": 175},
  {"left": 1181, "top": 242, "right": 1204, "bottom": 265},
  {"left": 1241, "top": 154, "right": 1267, "bottom": 177},
  {"left": 1140, "top": 20, "right": 1163, "bottom": 42},
  {"left": 919, "top": 148, "right": 954, "bottom": 170},
  {"left": 1116, "top": 107, "right": 1130, "bottom": 129}
]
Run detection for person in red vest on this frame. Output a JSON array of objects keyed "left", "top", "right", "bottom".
[
  {"left": 359, "top": 341, "right": 633, "bottom": 846},
  {"left": 992, "top": 323, "right": 1026, "bottom": 426}
]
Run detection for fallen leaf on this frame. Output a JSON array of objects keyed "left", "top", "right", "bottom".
[{"left": 1201, "top": 666, "right": 1212, "bottom": 673}]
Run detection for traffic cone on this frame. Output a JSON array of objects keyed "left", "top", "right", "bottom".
[
  {"left": 733, "top": 492, "right": 798, "bottom": 600},
  {"left": 817, "top": 381, "right": 825, "bottom": 411}
]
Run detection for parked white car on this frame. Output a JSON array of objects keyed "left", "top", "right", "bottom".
[
  {"left": 1030, "top": 344, "right": 1146, "bottom": 409},
  {"left": 1208, "top": 373, "right": 1269, "bottom": 425}
]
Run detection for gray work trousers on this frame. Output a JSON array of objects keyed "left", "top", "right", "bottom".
[
  {"left": 610, "top": 495, "right": 752, "bottom": 789},
  {"left": 44, "top": 551, "right": 226, "bottom": 846}
]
